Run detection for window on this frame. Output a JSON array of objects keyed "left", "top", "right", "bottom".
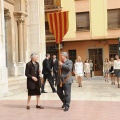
[
  {"left": 109, "top": 44, "right": 118, "bottom": 59},
  {"left": 68, "top": 50, "right": 76, "bottom": 64},
  {"left": 44, "top": 0, "right": 54, "bottom": 5},
  {"left": 108, "top": 9, "right": 120, "bottom": 29},
  {"left": 45, "top": 22, "right": 53, "bottom": 35},
  {"left": 76, "top": 12, "right": 90, "bottom": 31}
]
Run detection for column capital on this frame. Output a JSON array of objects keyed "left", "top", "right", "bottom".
[
  {"left": 4, "top": 9, "right": 11, "bottom": 19},
  {"left": 16, "top": 18, "right": 24, "bottom": 23}
]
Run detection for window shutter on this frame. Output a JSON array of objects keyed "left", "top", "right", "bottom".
[
  {"left": 76, "top": 12, "right": 90, "bottom": 31},
  {"left": 108, "top": 9, "right": 120, "bottom": 29}
]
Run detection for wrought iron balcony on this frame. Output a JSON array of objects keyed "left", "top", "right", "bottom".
[{"left": 45, "top": 30, "right": 55, "bottom": 40}]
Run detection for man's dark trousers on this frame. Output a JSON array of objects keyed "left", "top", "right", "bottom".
[
  {"left": 41, "top": 74, "right": 56, "bottom": 92},
  {"left": 57, "top": 84, "right": 71, "bottom": 108}
]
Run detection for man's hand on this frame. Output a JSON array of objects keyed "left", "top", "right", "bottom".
[
  {"left": 32, "top": 76, "right": 38, "bottom": 81},
  {"left": 51, "top": 72, "right": 53, "bottom": 76},
  {"left": 59, "top": 61, "right": 63, "bottom": 66}
]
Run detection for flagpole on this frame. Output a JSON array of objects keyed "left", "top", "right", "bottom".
[{"left": 57, "top": 0, "right": 62, "bottom": 87}]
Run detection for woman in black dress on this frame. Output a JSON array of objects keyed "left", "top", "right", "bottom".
[
  {"left": 25, "top": 53, "right": 44, "bottom": 110},
  {"left": 109, "top": 57, "right": 115, "bottom": 85}
]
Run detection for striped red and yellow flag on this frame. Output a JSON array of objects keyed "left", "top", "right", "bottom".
[{"left": 47, "top": 11, "right": 69, "bottom": 43}]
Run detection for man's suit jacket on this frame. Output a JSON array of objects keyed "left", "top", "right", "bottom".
[
  {"left": 51, "top": 59, "right": 58, "bottom": 72},
  {"left": 42, "top": 58, "right": 52, "bottom": 75},
  {"left": 57, "top": 59, "right": 73, "bottom": 85},
  {"left": 25, "top": 61, "right": 41, "bottom": 89}
]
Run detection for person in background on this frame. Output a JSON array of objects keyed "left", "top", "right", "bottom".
[
  {"left": 51, "top": 55, "right": 58, "bottom": 86},
  {"left": 25, "top": 53, "right": 44, "bottom": 110},
  {"left": 83, "top": 60, "right": 86, "bottom": 77},
  {"left": 89, "top": 60, "right": 93, "bottom": 80},
  {"left": 73, "top": 59, "right": 78, "bottom": 83},
  {"left": 109, "top": 57, "right": 115, "bottom": 85},
  {"left": 41, "top": 53, "right": 57, "bottom": 93},
  {"left": 103, "top": 58, "right": 110, "bottom": 82},
  {"left": 84, "top": 59, "right": 90, "bottom": 80},
  {"left": 74, "top": 56, "right": 83, "bottom": 87},
  {"left": 114, "top": 55, "right": 120, "bottom": 88}
]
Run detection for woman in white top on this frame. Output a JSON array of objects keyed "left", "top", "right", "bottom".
[
  {"left": 84, "top": 59, "right": 90, "bottom": 79},
  {"left": 114, "top": 55, "right": 120, "bottom": 88},
  {"left": 103, "top": 58, "right": 110, "bottom": 82},
  {"left": 74, "top": 56, "right": 83, "bottom": 87},
  {"left": 109, "top": 57, "right": 115, "bottom": 85}
]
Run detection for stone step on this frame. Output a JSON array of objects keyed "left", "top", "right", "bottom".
[
  {"left": 5, "top": 76, "right": 27, "bottom": 97},
  {"left": 8, "top": 83, "right": 26, "bottom": 90},
  {"left": 4, "top": 88, "right": 27, "bottom": 97}
]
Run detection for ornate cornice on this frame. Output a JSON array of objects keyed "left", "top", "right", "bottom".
[
  {"left": 14, "top": 11, "right": 28, "bottom": 18},
  {"left": 4, "top": 0, "right": 15, "bottom": 5}
]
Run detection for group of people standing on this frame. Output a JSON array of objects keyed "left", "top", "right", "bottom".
[
  {"left": 73, "top": 56, "right": 93, "bottom": 87},
  {"left": 25, "top": 52, "right": 73, "bottom": 112},
  {"left": 103, "top": 55, "right": 120, "bottom": 88}
]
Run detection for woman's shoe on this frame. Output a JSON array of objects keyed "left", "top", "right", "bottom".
[
  {"left": 36, "top": 105, "right": 44, "bottom": 109},
  {"left": 26, "top": 106, "right": 30, "bottom": 110}
]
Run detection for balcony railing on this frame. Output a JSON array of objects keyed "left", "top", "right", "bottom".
[
  {"left": 45, "top": 30, "right": 55, "bottom": 40},
  {"left": 45, "top": 5, "right": 59, "bottom": 10},
  {"left": 46, "top": 30, "right": 53, "bottom": 35}
]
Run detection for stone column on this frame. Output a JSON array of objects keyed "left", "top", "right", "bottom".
[
  {"left": 17, "top": 18, "right": 24, "bottom": 62},
  {"left": 0, "top": 0, "right": 8, "bottom": 97},
  {"left": 27, "top": 0, "right": 46, "bottom": 68}
]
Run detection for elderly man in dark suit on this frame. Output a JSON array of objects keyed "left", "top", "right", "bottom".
[
  {"left": 57, "top": 52, "right": 73, "bottom": 112},
  {"left": 25, "top": 53, "right": 44, "bottom": 110},
  {"left": 51, "top": 54, "right": 58, "bottom": 86},
  {"left": 41, "top": 53, "right": 56, "bottom": 93}
]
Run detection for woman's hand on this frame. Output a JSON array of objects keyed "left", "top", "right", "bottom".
[{"left": 32, "top": 76, "right": 38, "bottom": 81}]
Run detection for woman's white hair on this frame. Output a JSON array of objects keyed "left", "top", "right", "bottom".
[{"left": 30, "top": 53, "right": 37, "bottom": 59}]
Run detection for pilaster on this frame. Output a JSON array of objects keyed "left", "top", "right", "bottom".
[{"left": 0, "top": 0, "right": 8, "bottom": 97}]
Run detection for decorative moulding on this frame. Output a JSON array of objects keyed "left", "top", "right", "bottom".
[
  {"left": 13, "top": 11, "right": 28, "bottom": 18},
  {"left": 4, "top": 0, "right": 15, "bottom": 5}
]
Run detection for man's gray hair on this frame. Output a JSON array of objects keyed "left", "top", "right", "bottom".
[
  {"left": 61, "top": 52, "right": 68, "bottom": 58},
  {"left": 30, "top": 53, "right": 37, "bottom": 59}
]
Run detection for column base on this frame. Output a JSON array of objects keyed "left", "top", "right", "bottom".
[
  {"left": 8, "top": 62, "right": 26, "bottom": 76},
  {"left": 0, "top": 67, "right": 8, "bottom": 97}
]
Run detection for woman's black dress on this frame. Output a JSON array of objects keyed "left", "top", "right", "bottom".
[{"left": 28, "top": 63, "right": 41, "bottom": 96}]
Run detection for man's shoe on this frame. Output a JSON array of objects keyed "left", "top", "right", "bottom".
[
  {"left": 64, "top": 107, "right": 69, "bottom": 112},
  {"left": 62, "top": 104, "right": 65, "bottom": 108},
  {"left": 41, "top": 91, "right": 47, "bottom": 93},
  {"left": 53, "top": 90, "right": 57, "bottom": 93}
]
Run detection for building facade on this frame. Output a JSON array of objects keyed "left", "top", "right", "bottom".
[
  {"left": 45, "top": 0, "right": 120, "bottom": 76},
  {"left": 0, "top": 0, "right": 46, "bottom": 97}
]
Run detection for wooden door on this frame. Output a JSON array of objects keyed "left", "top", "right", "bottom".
[{"left": 89, "top": 48, "right": 103, "bottom": 76}]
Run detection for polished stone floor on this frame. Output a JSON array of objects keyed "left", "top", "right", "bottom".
[{"left": 0, "top": 76, "right": 120, "bottom": 120}]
